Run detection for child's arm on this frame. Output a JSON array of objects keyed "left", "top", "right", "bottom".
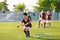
[
  {"left": 24, "top": 22, "right": 30, "bottom": 26},
  {"left": 17, "top": 22, "right": 23, "bottom": 28}
]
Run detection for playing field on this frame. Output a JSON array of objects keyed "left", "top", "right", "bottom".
[{"left": 0, "top": 21, "right": 60, "bottom": 40}]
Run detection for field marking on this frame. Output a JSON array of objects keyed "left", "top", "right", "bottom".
[{"left": 44, "top": 33, "right": 54, "bottom": 36}]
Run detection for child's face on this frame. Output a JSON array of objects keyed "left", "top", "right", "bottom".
[{"left": 23, "top": 15, "right": 27, "bottom": 18}]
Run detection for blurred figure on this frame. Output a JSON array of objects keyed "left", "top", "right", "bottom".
[
  {"left": 37, "top": 10, "right": 43, "bottom": 28},
  {"left": 46, "top": 11, "right": 52, "bottom": 27},
  {"left": 38, "top": 10, "right": 46, "bottom": 28},
  {"left": 41, "top": 10, "right": 46, "bottom": 28}
]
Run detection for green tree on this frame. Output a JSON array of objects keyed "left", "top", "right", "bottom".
[
  {"left": 34, "top": 0, "right": 60, "bottom": 12},
  {"left": 51, "top": 0, "right": 60, "bottom": 20},
  {"left": 34, "top": 0, "right": 52, "bottom": 12},
  {"left": 0, "top": 2, "right": 2, "bottom": 11},
  {"left": 0, "top": 0, "right": 9, "bottom": 11},
  {"left": 52, "top": 0, "right": 60, "bottom": 12},
  {"left": 14, "top": 3, "right": 25, "bottom": 12}
]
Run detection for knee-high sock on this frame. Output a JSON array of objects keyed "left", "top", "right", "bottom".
[
  {"left": 27, "top": 30, "right": 30, "bottom": 37},
  {"left": 27, "top": 30, "right": 30, "bottom": 35},
  {"left": 44, "top": 22, "right": 46, "bottom": 28},
  {"left": 24, "top": 30, "right": 27, "bottom": 34}
]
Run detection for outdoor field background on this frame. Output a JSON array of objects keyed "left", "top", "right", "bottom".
[{"left": 0, "top": 21, "right": 60, "bottom": 40}]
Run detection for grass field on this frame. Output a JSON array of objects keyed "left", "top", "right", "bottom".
[{"left": 0, "top": 21, "right": 60, "bottom": 40}]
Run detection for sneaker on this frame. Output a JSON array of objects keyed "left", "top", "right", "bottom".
[{"left": 26, "top": 34, "right": 30, "bottom": 38}]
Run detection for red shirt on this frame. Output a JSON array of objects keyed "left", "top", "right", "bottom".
[
  {"left": 22, "top": 18, "right": 32, "bottom": 27},
  {"left": 48, "top": 13, "right": 52, "bottom": 20},
  {"left": 42, "top": 12, "right": 46, "bottom": 20}
]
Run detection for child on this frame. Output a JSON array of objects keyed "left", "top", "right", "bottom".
[
  {"left": 46, "top": 11, "right": 52, "bottom": 27},
  {"left": 38, "top": 10, "right": 46, "bottom": 28},
  {"left": 37, "top": 11, "right": 43, "bottom": 28},
  {"left": 41, "top": 11, "right": 46, "bottom": 28},
  {"left": 17, "top": 12, "right": 32, "bottom": 38}
]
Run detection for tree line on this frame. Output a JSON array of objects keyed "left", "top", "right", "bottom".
[{"left": 0, "top": 0, "right": 60, "bottom": 12}]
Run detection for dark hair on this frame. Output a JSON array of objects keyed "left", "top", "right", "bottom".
[{"left": 23, "top": 12, "right": 27, "bottom": 16}]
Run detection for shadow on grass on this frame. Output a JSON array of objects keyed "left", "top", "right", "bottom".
[
  {"left": 38, "top": 37, "right": 60, "bottom": 40},
  {"left": 31, "top": 34, "right": 60, "bottom": 40},
  {"left": 31, "top": 36, "right": 60, "bottom": 40}
]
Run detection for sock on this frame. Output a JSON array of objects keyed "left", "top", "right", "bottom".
[
  {"left": 27, "top": 30, "right": 30, "bottom": 37},
  {"left": 44, "top": 22, "right": 46, "bottom": 28},
  {"left": 24, "top": 30, "right": 28, "bottom": 37},
  {"left": 38, "top": 21, "right": 40, "bottom": 28}
]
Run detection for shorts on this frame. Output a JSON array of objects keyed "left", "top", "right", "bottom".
[
  {"left": 46, "top": 20, "right": 51, "bottom": 23},
  {"left": 24, "top": 26, "right": 30, "bottom": 31},
  {"left": 39, "top": 18, "right": 43, "bottom": 23},
  {"left": 42, "top": 19, "right": 46, "bottom": 23}
]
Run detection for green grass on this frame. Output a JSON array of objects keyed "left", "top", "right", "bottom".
[{"left": 0, "top": 21, "right": 60, "bottom": 40}]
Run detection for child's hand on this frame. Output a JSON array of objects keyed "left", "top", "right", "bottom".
[{"left": 17, "top": 26, "right": 20, "bottom": 28}]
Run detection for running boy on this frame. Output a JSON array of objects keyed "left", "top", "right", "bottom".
[{"left": 17, "top": 12, "right": 32, "bottom": 37}]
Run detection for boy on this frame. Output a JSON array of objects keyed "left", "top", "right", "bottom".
[
  {"left": 37, "top": 10, "right": 43, "bottom": 28},
  {"left": 17, "top": 12, "right": 32, "bottom": 38},
  {"left": 41, "top": 11, "right": 46, "bottom": 28},
  {"left": 38, "top": 10, "right": 46, "bottom": 28},
  {"left": 46, "top": 11, "right": 52, "bottom": 27}
]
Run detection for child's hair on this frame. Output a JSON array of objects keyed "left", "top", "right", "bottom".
[{"left": 23, "top": 12, "right": 27, "bottom": 16}]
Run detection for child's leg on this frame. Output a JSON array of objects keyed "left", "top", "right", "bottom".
[
  {"left": 24, "top": 27, "right": 30, "bottom": 37},
  {"left": 37, "top": 20, "right": 40, "bottom": 28},
  {"left": 46, "top": 20, "right": 48, "bottom": 27},
  {"left": 24, "top": 27, "right": 27, "bottom": 35},
  {"left": 48, "top": 20, "right": 51, "bottom": 26},
  {"left": 43, "top": 20, "right": 46, "bottom": 28},
  {"left": 38, "top": 20, "right": 40, "bottom": 25},
  {"left": 40, "top": 20, "right": 43, "bottom": 27},
  {"left": 26, "top": 27, "right": 30, "bottom": 37}
]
